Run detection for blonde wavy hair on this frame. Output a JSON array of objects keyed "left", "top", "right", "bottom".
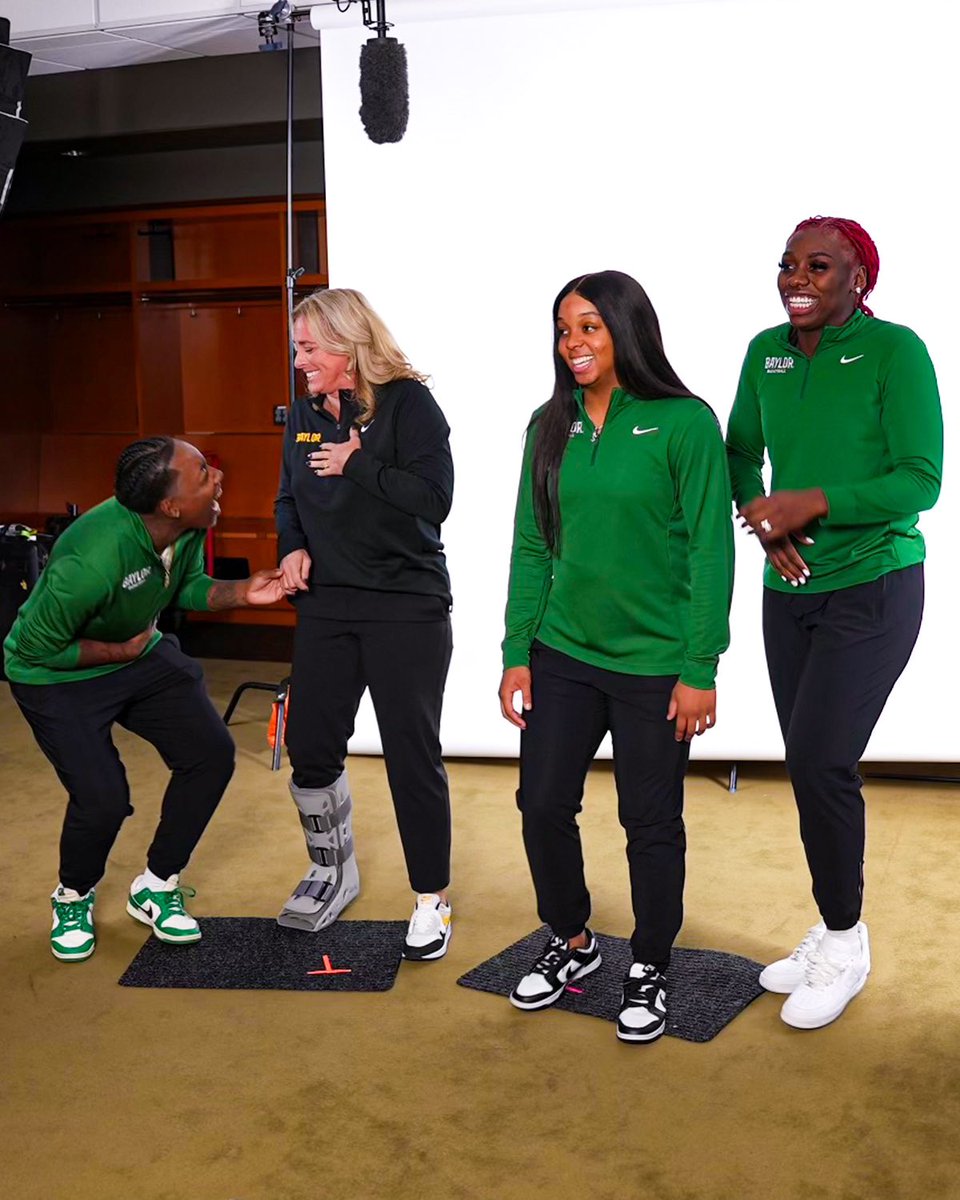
[{"left": 292, "top": 288, "right": 427, "bottom": 423}]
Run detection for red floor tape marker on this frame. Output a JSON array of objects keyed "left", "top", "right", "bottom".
[{"left": 307, "top": 954, "right": 352, "bottom": 976}]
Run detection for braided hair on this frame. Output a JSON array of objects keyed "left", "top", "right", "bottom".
[
  {"left": 792, "top": 216, "right": 880, "bottom": 316},
  {"left": 115, "top": 437, "right": 176, "bottom": 514}
]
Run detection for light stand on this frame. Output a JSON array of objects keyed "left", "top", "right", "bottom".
[
  {"left": 258, "top": 1, "right": 311, "bottom": 406},
  {"left": 256, "top": 0, "right": 400, "bottom": 402}
]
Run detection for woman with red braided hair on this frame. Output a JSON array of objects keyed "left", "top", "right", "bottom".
[{"left": 726, "top": 216, "right": 943, "bottom": 1029}]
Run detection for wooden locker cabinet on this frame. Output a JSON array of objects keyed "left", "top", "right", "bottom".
[{"left": 0, "top": 198, "right": 328, "bottom": 626}]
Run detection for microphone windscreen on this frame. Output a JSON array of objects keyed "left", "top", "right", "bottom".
[{"left": 359, "top": 37, "right": 408, "bottom": 144}]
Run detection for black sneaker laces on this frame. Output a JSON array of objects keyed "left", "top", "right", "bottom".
[
  {"left": 623, "top": 968, "right": 665, "bottom": 1006},
  {"left": 532, "top": 936, "right": 569, "bottom": 974}
]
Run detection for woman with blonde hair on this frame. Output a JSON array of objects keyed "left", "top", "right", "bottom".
[{"left": 275, "top": 289, "right": 455, "bottom": 960}]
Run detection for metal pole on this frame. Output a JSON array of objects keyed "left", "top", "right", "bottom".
[{"left": 285, "top": 16, "right": 297, "bottom": 407}]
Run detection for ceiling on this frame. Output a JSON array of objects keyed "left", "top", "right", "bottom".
[
  {"left": 10, "top": 11, "right": 322, "bottom": 76},
  {"left": 7, "top": 0, "right": 681, "bottom": 73}
]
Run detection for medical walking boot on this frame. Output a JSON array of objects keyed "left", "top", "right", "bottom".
[{"left": 277, "top": 771, "right": 360, "bottom": 932}]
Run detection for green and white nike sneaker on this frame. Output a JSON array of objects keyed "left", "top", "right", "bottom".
[
  {"left": 50, "top": 886, "right": 96, "bottom": 962},
  {"left": 127, "top": 874, "right": 201, "bottom": 944}
]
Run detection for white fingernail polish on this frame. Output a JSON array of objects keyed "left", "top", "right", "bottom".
[
  {"left": 791, "top": 580, "right": 798, "bottom": 587},
  {"left": 780, "top": 575, "right": 788, "bottom": 582},
  {"left": 803, "top": 569, "right": 811, "bottom": 577}
]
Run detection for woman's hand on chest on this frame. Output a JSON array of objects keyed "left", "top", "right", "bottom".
[{"left": 308, "top": 427, "right": 362, "bottom": 477}]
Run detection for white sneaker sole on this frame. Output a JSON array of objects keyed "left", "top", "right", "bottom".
[
  {"left": 759, "top": 962, "right": 806, "bottom": 994},
  {"left": 780, "top": 970, "right": 870, "bottom": 1029},
  {"left": 509, "top": 953, "right": 602, "bottom": 1011},
  {"left": 51, "top": 941, "right": 95, "bottom": 962},
  {"left": 127, "top": 900, "right": 202, "bottom": 944},
  {"left": 616, "top": 1020, "right": 666, "bottom": 1044},
  {"left": 403, "top": 924, "right": 452, "bottom": 962}
]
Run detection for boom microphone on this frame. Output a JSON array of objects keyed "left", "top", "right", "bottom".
[{"left": 359, "top": 36, "right": 408, "bottom": 144}]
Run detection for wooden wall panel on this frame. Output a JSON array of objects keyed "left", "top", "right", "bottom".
[
  {"left": 0, "top": 309, "right": 48, "bottom": 431},
  {"left": 0, "top": 222, "right": 40, "bottom": 292},
  {"left": 172, "top": 215, "right": 281, "bottom": 283},
  {"left": 38, "top": 434, "right": 131, "bottom": 514},
  {"left": 46, "top": 308, "right": 138, "bottom": 433},
  {"left": 42, "top": 222, "right": 131, "bottom": 291},
  {"left": 1, "top": 201, "right": 325, "bottom": 628},
  {"left": 212, "top": 531, "right": 278, "bottom": 573},
  {"left": 0, "top": 433, "right": 41, "bottom": 516},
  {"left": 136, "top": 305, "right": 185, "bottom": 437},
  {"left": 190, "top": 606, "right": 295, "bottom": 627},
  {"left": 179, "top": 302, "right": 286, "bottom": 434}
]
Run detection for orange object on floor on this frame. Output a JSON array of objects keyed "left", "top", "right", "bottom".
[{"left": 267, "top": 691, "right": 289, "bottom": 748}]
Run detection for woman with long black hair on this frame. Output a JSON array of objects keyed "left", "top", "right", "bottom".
[{"left": 499, "top": 270, "right": 734, "bottom": 1042}]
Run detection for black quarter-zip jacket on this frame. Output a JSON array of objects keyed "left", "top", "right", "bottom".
[{"left": 275, "top": 377, "right": 453, "bottom": 619}]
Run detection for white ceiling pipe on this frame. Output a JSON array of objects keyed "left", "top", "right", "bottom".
[{"left": 307, "top": 0, "right": 730, "bottom": 30}]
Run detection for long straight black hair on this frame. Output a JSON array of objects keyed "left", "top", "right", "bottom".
[{"left": 531, "top": 270, "right": 697, "bottom": 555}]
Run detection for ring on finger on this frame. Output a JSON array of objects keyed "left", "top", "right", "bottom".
[{"left": 760, "top": 518, "right": 773, "bottom": 533}]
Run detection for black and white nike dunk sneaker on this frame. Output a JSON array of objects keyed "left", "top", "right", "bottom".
[
  {"left": 509, "top": 930, "right": 602, "bottom": 1011},
  {"left": 616, "top": 963, "right": 667, "bottom": 1043}
]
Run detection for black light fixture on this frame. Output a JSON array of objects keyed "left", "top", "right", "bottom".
[
  {"left": 258, "top": 0, "right": 294, "bottom": 51},
  {"left": 0, "top": 16, "right": 32, "bottom": 216}
]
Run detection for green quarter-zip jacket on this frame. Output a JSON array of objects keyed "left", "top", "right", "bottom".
[
  {"left": 503, "top": 389, "right": 734, "bottom": 690},
  {"left": 726, "top": 310, "right": 943, "bottom": 593},
  {"left": 3, "top": 498, "right": 215, "bottom": 685}
]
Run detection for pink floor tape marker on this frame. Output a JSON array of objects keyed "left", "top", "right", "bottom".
[{"left": 565, "top": 986, "right": 584, "bottom": 994}]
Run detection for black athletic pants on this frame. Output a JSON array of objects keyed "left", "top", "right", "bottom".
[
  {"left": 285, "top": 614, "right": 453, "bottom": 895},
  {"left": 517, "top": 643, "right": 689, "bottom": 966},
  {"left": 763, "top": 564, "right": 924, "bottom": 930},
  {"left": 11, "top": 635, "right": 236, "bottom": 896}
]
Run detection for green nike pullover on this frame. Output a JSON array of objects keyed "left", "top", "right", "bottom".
[
  {"left": 726, "top": 311, "right": 942, "bottom": 593},
  {"left": 4, "top": 498, "right": 215, "bottom": 685},
  {"left": 503, "top": 388, "right": 734, "bottom": 690}
]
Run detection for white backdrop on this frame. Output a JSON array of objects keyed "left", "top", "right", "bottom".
[{"left": 312, "top": 0, "right": 954, "bottom": 761}]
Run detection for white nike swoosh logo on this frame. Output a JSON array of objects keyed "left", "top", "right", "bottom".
[
  {"left": 633, "top": 426, "right": 659, "bottom": 436},
  {"left": 840, "top": 355, "right": 864, "bottom": 364}
]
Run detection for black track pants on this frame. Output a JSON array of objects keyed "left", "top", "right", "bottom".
[
  {"left": 517, "top": 643, "right": 689, "bottom": 966},
  {"left": 12, "top": 635, "right": 235, "bottom": 895},
  {"left": 763, "top": 564, "right": 924, "bottom": 930},
  {"left": 285, "top": 615, "right": 452, "bottom": 895}
]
